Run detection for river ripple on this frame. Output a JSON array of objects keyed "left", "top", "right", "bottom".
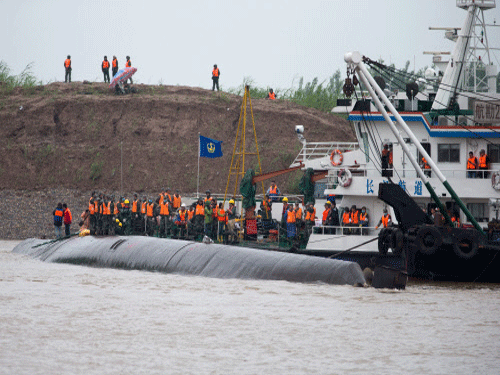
[{"left": 0, "top": 240, "right": 499, "bottom": 374}]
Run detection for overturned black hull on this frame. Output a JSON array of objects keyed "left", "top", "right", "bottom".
[{"left": 13, "top": 236, "right": 366, "bottom": 286}]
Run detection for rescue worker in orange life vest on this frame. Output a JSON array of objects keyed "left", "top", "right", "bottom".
[
  {"left": 125, "top": 56, "right": 133, "bottom": 83},
  {"left": 266, "top": 181, "right": 281, "bottom": 202},
  {"left": 478, "top": 149, "right": 490, "bottom": 179},
  {"left": 212, "top": 64, "right": 220, "bottom": 91},
  {"left": 467, "top": 151, "right": 478, "bottom": 178},
  {"left": 64, "top": 55, "right": 71, "bottom": 83},
  {"left": 266, "top": 88, "right": 277, "bottom": 100},
  {"left": 375, "top": 208, "right": 392, "bottom": 229},
  {"left": 102, "top": 56, "right": 110, "bottom": 83},
  {"left": 112, "top": 55, "right": 119, "bottom": 77}
]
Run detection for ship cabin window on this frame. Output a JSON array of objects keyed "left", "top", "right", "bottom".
[
  {"left": 487, "top": 144, "right": 500, "bottom": 163},
  {"left": 466, "top": 203, "right": 489, "bottom": 223},
  {"left": 418, "top": 143, "right": 431, "bottom": 177},
  {"left": 381, "top": 142, "right": 393, "bottom": 177},
  {"left": 438, "top": 144, "right": 460, "bottom": 163}
]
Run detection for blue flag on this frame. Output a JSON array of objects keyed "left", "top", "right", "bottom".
[{"left": 199, "top": 135, "right": 223, "bottom": 158}]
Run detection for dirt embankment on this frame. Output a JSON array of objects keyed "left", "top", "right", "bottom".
[{"left": 0, "top": 82, "right": 355, "bottom": 239}]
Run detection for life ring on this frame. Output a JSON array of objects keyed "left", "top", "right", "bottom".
[
  {"left": 391, "top": 229, "right": 404, "bottom": 256},
  {"left": 338, "top": 169, "right": 352, "bottom": 187},
  {"left": 453, "top": 231, "right": 478, "bottom": 260},
  {"left": 416, "top": 226, "right": 442, "bottom": 255},
  {"left": 492, "top": 172, "right": 500, "bottom": 190},
  {"left": 330, "top": 149, "right": 343, "bottom": 166}
]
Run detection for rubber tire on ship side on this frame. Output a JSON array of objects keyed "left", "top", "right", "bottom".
[
  {"left": 453, "top": 232, "right": 479, "bottom": 260},
  {"left": 416, "top": 226, "right": 442, "bottom": 255},
  {"left": 378, "top": 228, "right": 389, "bottom": 255},
  {"left": 391, "top": 229, "right": 404, "bottom": 256}
]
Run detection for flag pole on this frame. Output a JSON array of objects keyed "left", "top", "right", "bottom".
[{"left": 197, "top": 132, "right": 200, "bottom": 198}]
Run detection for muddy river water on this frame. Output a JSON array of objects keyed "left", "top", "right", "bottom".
[{"left": 0, "top": 240, "right": 499, "bottom": 374}]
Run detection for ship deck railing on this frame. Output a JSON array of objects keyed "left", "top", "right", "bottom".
[
  {"left": 311, "top": 225, "right": 381, "bottom": 236},
  {"left": 325, "top": 167, "right": 499, "bottom": 187},
  {"left": 292, "top": 141, "right": 359, "bottom": 165}
]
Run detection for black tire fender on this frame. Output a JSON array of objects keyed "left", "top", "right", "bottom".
[
  {"left": 453, "top": 232, "right": 479, "bottom": 260},
  {"left": 378, "top": 228, "right": 389, "bottom": 255},
  {"left": 391, "top": 229, "right": 404, "bottom": 256},
  {"left": 416, "top": 226, "right": 442, "bottom": 255}
]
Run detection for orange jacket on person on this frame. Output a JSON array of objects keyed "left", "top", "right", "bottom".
[
  {"left": 350, "top": 210, "right": 359, "bottom": 225},
  {"left": 173, "top": 195, "right": 182, "bottom": 209},
  {"left": 102, "top": 60, "right": 110, "bottom": 69},
  {"left": 146, "top": 203, "right": 154, "bottom": 217},
  {"left": 479, "top": 154, "right": 488, "bottom": 168},
  {"left": 212, "top": 68, "right": 219, "bottom": 77},
  {"left": 295, "top": 207, "right": 302, "bottom": 220},
  {"left": 467, "top": 156, "right": 478, "bottom": 170},
  {"left": 342, "top": 212, "right": 350, "bottom": 225},
  {"left": 64, "top": 59, "right": 71, "bottom": 68},
  {"left": 322, "top": 208, "right": 330, "bottom": 223},
  {"left": 160, "top": 201, "right": 169, "bottom": 216},
  {"left": 305, "top": 207, "right": 316, "bottom": 222},
  {"left": 63, "top": 208, "right": 72, "bottom": 225}
]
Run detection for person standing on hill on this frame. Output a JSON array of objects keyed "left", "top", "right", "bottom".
[
  {"left": 62, "top": 203, "right": 72, "bottom": 236},
  {"left": 64, "top": 55, "right": 72, "bottom": 83},
  {"left": 102, "top": 56, "right": 110, "bottom": 83},
  {"left": 112, "top": 56, "right": 119, "bottom": 78},
  {"left": 53, "top": 203, "right": 64, "bottom": 238},
  {"left": 125, "top": 56, "right": 133, "bottom": 83},
  {"left": 212, "top": 64, "right": 220, "bottom": 91}
]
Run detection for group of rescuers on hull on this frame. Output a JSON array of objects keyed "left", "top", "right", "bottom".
[
  {"left": 63, "top": 56, "right": 278, "bottom": 99},
  {"left": 381, "top": 143, "right": 491, "bottom": 180}
]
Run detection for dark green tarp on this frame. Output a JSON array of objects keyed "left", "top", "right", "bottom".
[
  {"left": 240, "top": 169, "right": 256, "bottom": 210},
  {"left": 299, "top": 168, "right": 315, "bottom": 205}
]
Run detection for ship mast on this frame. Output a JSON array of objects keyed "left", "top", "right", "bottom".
[{"left": 432, "top": 0, "right": 497, "bottom": 110}]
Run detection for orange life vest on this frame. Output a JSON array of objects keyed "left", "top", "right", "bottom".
[
  {"left": 178, "top": 211, "right": 187, "bottom": 222},
  {"left": 342, "top": 212, "right": 350, "bottom": 225},
  {"left": 360, "top": 212, "right": 367, "bottom": 222},
  {"left": 187, "top": 210, "right": 194, "bottom": 220},
  {"left": 287, "top": 210, "right": 296, "bottom": 223},
  {"left": 305, "top": 207, "right": 316, "bottom": 222},
  {"left": 64, "top": 59, "right": 71, "bottom": 68},
  {"left": 212, "top": 68, "right": 219, "bottom": 77},
  {"left": 112, "top": 58, "right": 117, "bottom": 68},
  {"left": 350, "top": 210, "right": 359, "bottom": 225},
  {"left": 89, "top": 198, "right": 95, "bottom": 215},
  {"left": 94, "top": 200, "right": 99, "bottom": 214},
  {"left": 126, "top": 60, "right": 131, "bottom": 67},
  {"left": 196, "top": 204, "right": 205, "bottom": 216},
  {"left": 173, "top": 195, "right": 181, "bottom": 209},
  {"left": 467, "top": 157, "right": 477, "bottom": 170},
  {"left": 147, "top": 203, "right": 154, "bottom": 217},
  {"left": 479, "top": 155, "right": 487, "bottom": 168},
  {"left": 141, "top": 202, "right": 147, "bottom": 215},
  {"left": 322, "top": 208, "right": 330, "bottom": 222},
  {"left": 102, "top": 60, "right": 110, "bottom": 69},
  {"left": 381, "top": 214, "right": 390, "bottom": 228},
  {"left": 113, "top": 204, "right": 119, "bottom": 215},
  {"left": 103, "top": 202, "right": 111, "bottom": 215},
  {"left": 295, "top": 207, "right": 302, "bottom": 220},
  {"left": 269, "top": 186, "right": 278, "bottom": 195},
  {"left": 160, "top": 201, "right": 169, "bottom": 216},
  {"left": 132, "top": 200, "right": 138, "bottom": 213},
  {"left": 268, "top": 92, "right": 276, "bottom": 100},
  {"left": 217, "top": 208, "right": 226, "bottom": 222}
]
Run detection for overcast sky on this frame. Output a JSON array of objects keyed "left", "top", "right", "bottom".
[{"left": 1, "top": 0, "right": 498, "bottom": 90}]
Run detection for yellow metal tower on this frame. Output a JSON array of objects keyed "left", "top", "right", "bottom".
[{"left": 224, "top": 85, "right": 265, "bottom": 203}]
